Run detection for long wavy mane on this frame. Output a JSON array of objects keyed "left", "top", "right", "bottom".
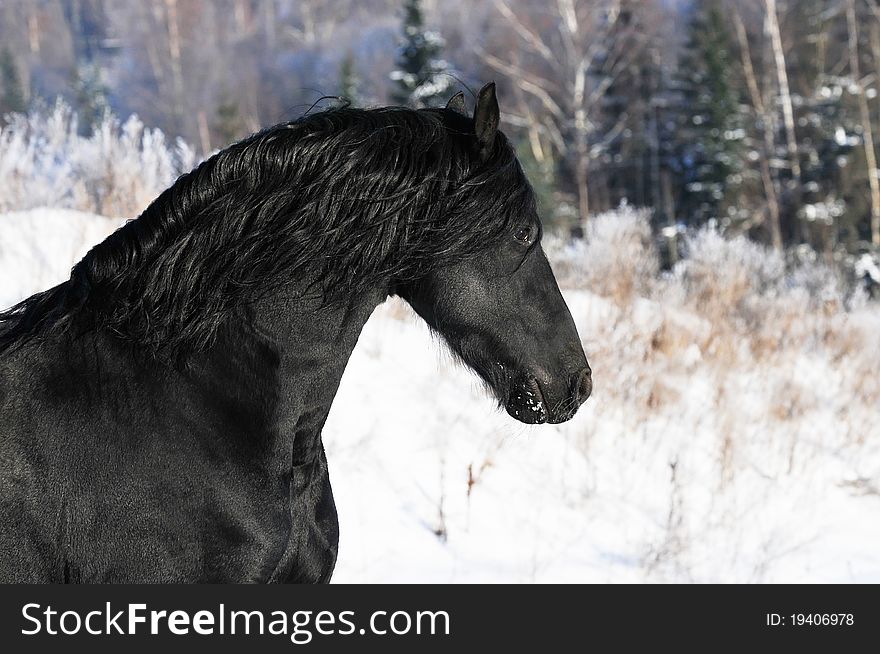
[{"left": 0, "top": 105, "right": 533, "bottom": 358}]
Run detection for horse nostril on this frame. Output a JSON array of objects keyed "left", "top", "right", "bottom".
[{"left": 574, "top": 368, "right": 592, "bottom": 404}]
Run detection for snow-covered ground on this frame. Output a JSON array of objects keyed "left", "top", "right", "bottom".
[
  {"left": 331, "top": 295, "right": 880, "bottom": 583},
  {"left": 2, "top": 207, "right": 878, "bottom": 582}
]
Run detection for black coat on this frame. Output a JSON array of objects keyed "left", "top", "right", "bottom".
[{"left": 0, "top": 289, "right": 382, "bottom": 583}]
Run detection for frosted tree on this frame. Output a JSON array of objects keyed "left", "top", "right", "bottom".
[
  {"left": 0, "top": 101, "right": 196, "bottom": 216},
  {"left": 72, "top": 62, "right": 109, "bottom": 133},
  {"left": 787, "top": 0, "right": 853, "bottom": 251},
  {"left": 213, "top": 89, "right": 244, "bottom": 147},
  {"left": 676, "top": 0, "right": 747, "bottom": 229},
  {"left": 389, "top": 0, "right": 455, "bottom": 108},
  {"left": 847, "top": 0, "right": 880, "bottom": 247},
  {"left": 338, "top": 52, "right": 361, "bottom": 106}
]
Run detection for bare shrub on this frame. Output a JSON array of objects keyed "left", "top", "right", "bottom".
[
  {"left": 545, "top": 205, "right": 659, "bottom": 304},
  {"left": 671, "top": 229, "right": 785, "bottom": 332}
]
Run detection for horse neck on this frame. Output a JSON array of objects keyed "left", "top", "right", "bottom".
[{"left": 240, "top": 281, "right": 388, "bottom": 465}]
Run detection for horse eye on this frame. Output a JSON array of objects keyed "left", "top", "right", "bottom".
[{"left": 514, "top": 226, "right": 532, "bottom": 243}]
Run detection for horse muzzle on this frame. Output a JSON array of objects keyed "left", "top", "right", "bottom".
[{"left": 505, "top": 367, "right": 591, "bottom": 425}]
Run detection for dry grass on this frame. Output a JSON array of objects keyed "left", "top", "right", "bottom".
[
  {"left": 544, "top": 208, "right": 878, "bottom": 579},
  {"left": 548, "top": 209, "right": 874, "bottom": 377}
]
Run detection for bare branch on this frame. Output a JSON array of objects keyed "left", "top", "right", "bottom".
[
  {"left": 482, "top": 52, "right": 567, "bottom": 120},
  {"left": 492, "top": 0, "right": 555, "bottom": 63}
]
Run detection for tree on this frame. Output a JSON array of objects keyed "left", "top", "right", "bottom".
[
  {"left": 847, "top": 0, "right": 880, "bottom": 247},
  {"left": 483, "top": 0, "right": 655, "bottom": 225},
  {"left": 676, "top": 0, "right": 747, "bottom": 228},
  {"left": 389, "top": 0, "right": 455, "bottom": 108},
  {"left": 515, "top": 138, "right": 558, "bottom": 225},
  {"left": 787, "top": 0, "right": 855, "bottom": 253},
  {"left": 732, "top": 0, "right": 862, "bottom": 252},
  {"left": 730, "top": 6, "right": 783, "bottom": 250},
  {"left": 338, "top": 52, "right": 361, "bottom": 106},
  {"left": 213, "top": 89, "right": 244, "bottom": 147},
  {"left": 71, "top": 62, "right": 108, "bottom": 132},
  {"left": 0, "top": 48, "right": 25, "bottom": 116}
]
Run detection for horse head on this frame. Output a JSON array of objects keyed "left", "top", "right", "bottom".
[{"left": 399, "top": 84, "right": 591, "bottom": 424}]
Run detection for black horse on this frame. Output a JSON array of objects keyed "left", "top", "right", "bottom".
[{"left": 0, "top": 84, "right": 591, "bottom": 583}]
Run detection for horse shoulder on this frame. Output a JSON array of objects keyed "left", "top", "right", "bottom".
[{"left": 0, "top": 330, "right": 296, "bottom": 582}]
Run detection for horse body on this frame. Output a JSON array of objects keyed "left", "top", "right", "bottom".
[
  {"left": 0, "top": 288, "right": 382, "bottom": 582},
  {"left": 0, "top": 84, "right": 591, "bottom": 582}
]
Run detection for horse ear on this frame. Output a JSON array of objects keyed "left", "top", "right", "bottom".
[
  {"left": 473, "top": 82, "right": 499, "bottom": 159},
  {"left": 445, "top": 91, "right": 467, "bottom": 115}
]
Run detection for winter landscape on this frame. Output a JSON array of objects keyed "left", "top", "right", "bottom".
[
  {"left": 3, "top": 0, "right": 880, "bottom": 583},
  {"left": 2, "top": 103, "right": 878, "bottom": 582}
]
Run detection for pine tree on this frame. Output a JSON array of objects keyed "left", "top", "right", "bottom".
[
  {"left": 515, "top": 139, "right": 558, "bottom": 227},
  {"left": 389, "top": 0, "right": 455, "bottom": 108},
  {"left": 338, "top": 52, "right": 360, "bottom": 106},
  {"left": 72, "top": 62, "right": 109, "bottom": 132},
  {"left": 213, "top": 90, "right": 244, "bottom": 146},
  {"left": 0, "top": 48, "right": 26, "bottom": 116},
  {"left": 789, "top": 0, "right": 854, "bottom": 250},
  {"left": 676, "top": 0, "right": 747, "bottom": 228}
]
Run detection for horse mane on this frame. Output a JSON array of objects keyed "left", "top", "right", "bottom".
[{"left": 0, "top": 105, "right": 534, "bottom": 358}]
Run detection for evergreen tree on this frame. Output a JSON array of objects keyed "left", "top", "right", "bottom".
[
  {"left": 338, "top": 52, "right": 360, "bottom": 106},
  {"left": 72, "top": 62, "right": 109, "bottom": 132},
  {"left": 0, "top": 48, "right": 26, "bottom": 116},
  {"left": 515, "top": 139, "right": 559, "bottom": 227},
  {"left": 676, "top": 0, "right": 747, "bottom": 228},
  {"left": 213, "top": 90, "right": 244, "bottom": 146},
  {"left": 789, "top": 0, "right": 854, "bottom": 250},
  {"left": 389, "top": 0, "right": 455, "bottom": 108}
]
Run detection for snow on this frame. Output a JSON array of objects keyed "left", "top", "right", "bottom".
[
  {"left": 856, "top": 252, "right": 880, "bottom": 285},
  {"left": 2, "top": 207, "right": 879, "bottom": 583},
  {"left": 328, "top": 294, "right": 880, "bottom": 583},
  {"left": 0, "top": 208, "right": 125, "bottom": 309}
]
